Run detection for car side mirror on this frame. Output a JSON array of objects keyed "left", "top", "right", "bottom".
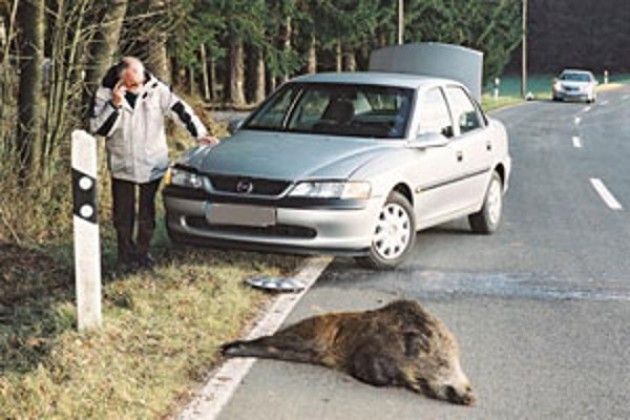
[
  {"left": 228, "top": 118, "right": 244, "bottom": 135},
  {"left": 410, "top": 132, "right": 449, "bottom": 149}
]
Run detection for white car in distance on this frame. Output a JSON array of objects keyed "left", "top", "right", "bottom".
[{"left": 552, "top": 69, "right": 598, "bottom": 103}]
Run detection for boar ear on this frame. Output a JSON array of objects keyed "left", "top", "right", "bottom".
[{"left": 403, "top": 331, "right": 431, "bottom": 357}]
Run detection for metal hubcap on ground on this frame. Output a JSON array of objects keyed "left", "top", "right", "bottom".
[
  {"left": 373, "top": 203, "right": 411, "bottom": 260},
  {"left": 487, "top": 179, "right": 502, "bottom": 226}
]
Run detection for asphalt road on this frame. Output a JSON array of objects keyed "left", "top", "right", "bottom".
[{"left": 218, "top": 87, "right": 630, "bottom": 420}]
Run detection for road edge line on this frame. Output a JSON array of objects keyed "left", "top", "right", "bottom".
[{"left": 178, "top": 255, "right": 333, "bottom": 420}]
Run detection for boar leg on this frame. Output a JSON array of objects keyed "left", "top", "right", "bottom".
[{"left": 221, "top": 334, "right": 321, "bottom": 364}]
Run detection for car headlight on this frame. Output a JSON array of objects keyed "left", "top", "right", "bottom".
[
  {"left": 288, "top": 181, "right": 371, "bottom": 199},
  {"left": 165, "top": 167, "right": 204, "bottom": 189}
]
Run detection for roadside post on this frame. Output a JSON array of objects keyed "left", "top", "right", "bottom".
[
  {"left": 494, "top": 77, "right": 501, "bottom": 100},
  {"left": 71, "top": 130, "right": 102, "bottom": 331},
  {"left": 604, "top": 70, "right": 609, "bottom": 84}
]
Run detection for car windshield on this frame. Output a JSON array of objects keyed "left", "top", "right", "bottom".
[
  {"left": 560, "top": 72, "right": 591, "bottom": 82},
  {"left": 244, "top": 83, "right": 414, "bottom": 139}
]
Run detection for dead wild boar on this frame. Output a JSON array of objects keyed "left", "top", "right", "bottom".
[{"left": 222, "top": 299, "right": 475, "bottom": 405}]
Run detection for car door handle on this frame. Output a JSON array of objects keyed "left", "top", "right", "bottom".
[
  {"left": 486, "top": 142, "right": 492, "bottom": 151},
  {"left": 456, "top": 151, "right": 463, "bottom": 162}
]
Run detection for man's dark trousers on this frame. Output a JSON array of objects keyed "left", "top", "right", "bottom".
[{"left": 111, "top": 177, "right": 161, "bottom": 263}]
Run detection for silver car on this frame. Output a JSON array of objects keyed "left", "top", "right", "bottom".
[
  {"left": 552, "top": 69, "right": 598, "bottom": 103},
  {"left": 163, "top": 72, "right": 511, "bottom": 269}
]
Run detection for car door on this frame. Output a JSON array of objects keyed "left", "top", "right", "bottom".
[
  {"left": 411, "top": 86, "right": 465, "bottom": 227},
  {"left": 443, "top": 85, "right": 492, "bottom": 210}
]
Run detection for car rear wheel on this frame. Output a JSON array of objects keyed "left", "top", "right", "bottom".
[
  {"left": 355, "top": 191, "right": 416, "bottom": 270},
  {"left": 469, "top": 171, "right": 503, "bottom": 234}
]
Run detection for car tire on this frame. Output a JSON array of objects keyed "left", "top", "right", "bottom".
[
  {"left": 469, "top": 171, "right": 503, "bottom": 234},
  {"left": 355, "top": 191, "right": 416, "bottom": 270}
]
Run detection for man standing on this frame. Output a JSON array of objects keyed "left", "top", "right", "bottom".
[{"left": 89, "top": 56, "right": 217, "bottom": 270}]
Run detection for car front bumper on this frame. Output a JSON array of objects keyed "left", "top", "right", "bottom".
[
  {"left": 552, "top": 89, "right": 591, "bottom": 100},
  {"left": 162, "top": 186, "right": 382, "bottom": 256}
]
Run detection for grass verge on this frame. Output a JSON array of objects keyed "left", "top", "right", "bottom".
[
  {"left": 1, "top": 239, "right": 301, "bottom": 418},
  {"left": 481, "top": 94, "right": 523, "bottom": 113}
]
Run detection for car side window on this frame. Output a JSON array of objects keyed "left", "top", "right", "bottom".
[
  {"left": 417, "top": 87, "right": 454, "bottom": 138},
  {"left": 445, "top": 86, "right": 482, "bottom": 135}
]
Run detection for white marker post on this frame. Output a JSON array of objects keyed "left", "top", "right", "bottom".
[
  {"left": 71, "top": 130, "right": 102, "bottom": 331},
  {"left": 493, "top": 77, "right": 500, "bottom": 100}
]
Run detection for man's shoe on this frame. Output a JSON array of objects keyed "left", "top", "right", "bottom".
[
  {"left": 113, "top": 260, "right": 134, "bottom": 275},
  {"left": 136, "top": 253, "right": 156, "bottom": 269}
]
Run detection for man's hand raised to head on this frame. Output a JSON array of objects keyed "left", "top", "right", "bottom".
[
  {"left": 199, "top": 135, "right": 219, "bottom": 146},
  {"left": 111, "top": 80, "right": 126, "bottom": 108}
]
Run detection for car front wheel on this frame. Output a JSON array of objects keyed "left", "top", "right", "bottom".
[
  {"left": 355, "top": 191, "right": 416, "bottom": 270},
  {"left": 469, "top": 171, "right": 503, "bottom": 234}
]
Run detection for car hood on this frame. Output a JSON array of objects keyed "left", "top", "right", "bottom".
[
  {"left": 183, "top": 129, "right": 399, "bottom": 180},
  {"left": 560, "top": 80, "right": 591, "bottom": 88}
]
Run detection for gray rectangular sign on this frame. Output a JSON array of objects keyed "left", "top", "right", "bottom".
[{"left": 369, "top": 42, "right": 484, "bottom": 101}]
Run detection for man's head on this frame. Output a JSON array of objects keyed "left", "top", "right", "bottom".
[{"left": 120, "top": 56, "right": 145, "bottom": 88}]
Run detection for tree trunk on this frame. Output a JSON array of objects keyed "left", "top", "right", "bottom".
[
  {"left": 306, "top": 34, "right": 317, "bottom": 74},
  {"left": 16, "top": 0, "right": 45, "bottom": 180},
  {"left": 200, "top": 44, "right": 210, "bottom": 101},
  {"left": 145, "top": 0, "right": 170, "bottom": 83},
  {"left": 246, "top": 45, "right": 265, "bottom": 104},
  {"left": 378, "top": 31, "right": 387, "bottom": 48},
  {"left": 188, "top": 66, "right": 195, "bottom": 95},
  {"left": 209, "top": 55, "right": 216, "bottom": 101},
  {"left": 84, "top": 0, "right": 128, "bottom": 101},
  {"left": 268, "top": 72, "right": 277, "bottom": 93},
  {"left": 280, "top": 15, "right": 291, "bottom": 83},
  {"left": 146, "top": 33, "right": 170, "bottom": 83},
  {"left": 225, "top": 32, "right": 245, "bottom": 107},
  {"left": 0, "top": 0, "right": 19, "bottom": 151},
  {"left": 0, "top": 16, "right": 6, "bottom": 51},
  {"left": 335, "top": 39, "right": 342, "bottom": 72},
  {"left": 343, "top": 47, "right": 356, "bottom": 72},
  {"left": 254, "top": 49, "right": 265, "bottom": 103}
]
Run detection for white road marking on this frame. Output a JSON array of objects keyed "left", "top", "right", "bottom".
[
  {"left": 572, "top": 136, "right": 582, "bottom": 148},
  {"left": 582, "top": 106, "right": 591, "bottom": 113},
  {"left": 623, "top": 94, "right": 630, "bottom": 100},
  {"left": 601, "top": 100, "right": 609, "bottom": 106},
  {"left": 179, "top": 256, "right": 333, "bottom": 420},
  {"left": 590, "top": 178, "right": 623, "bottom": 210},
  {"left": 574, "top": 116, "right": 581, "bottom": 125}
]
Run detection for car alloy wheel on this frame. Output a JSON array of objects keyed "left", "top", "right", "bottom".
[
  {"left": 486, "top": 177, "right": 503, "bottom": 227},
  {"left": 469, "top": 171, "right": 503, "bottom": 234},
  {"left": 373, "top": 202, "right": 412, "bottom": 260},
  {"left": 355, "top": 191, "right": 416, "bottom": 270}
]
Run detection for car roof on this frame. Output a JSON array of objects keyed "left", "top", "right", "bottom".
[
  {"left": 290, "top": 71, "right": 457, "bottom": 90},
  {"left": 561, "top": 69, "right": 594, "bottom": 75}
]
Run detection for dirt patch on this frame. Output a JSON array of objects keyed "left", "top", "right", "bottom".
[{"left": 0, "top": 242, "right": 71, "bottom": 306}]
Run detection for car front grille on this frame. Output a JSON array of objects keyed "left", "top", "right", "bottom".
[
  {"left": 209, "top": 174, "right": 291, "bottom": 196},
  {"left": 186, "top": 216, "right": 317, "bottom": 239}
]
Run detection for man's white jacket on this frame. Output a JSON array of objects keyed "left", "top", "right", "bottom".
[{"left": 89, "top": 71, "right": 207, "bottom": 183}]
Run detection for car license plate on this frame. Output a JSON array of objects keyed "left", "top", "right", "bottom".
[{"left": 206, "top": 204, "right": 276, "bottom": 227}]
